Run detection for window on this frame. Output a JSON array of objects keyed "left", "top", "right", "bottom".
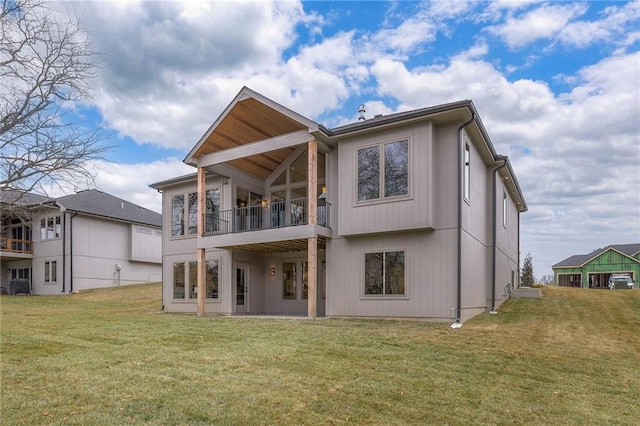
[
  {"left": 206, "top": 260, "right": 219, "bottom": 299},
  {"left": 44, "top": 261, "right": 57, "bottom": 283},
  {"left": 188, "top": 193, "right": 198, "bottom": 235},
  {"left": 172, "top": 188, "right": 221, "bottom": 237},
  {"left": 282, "top": 260, "right": 324, "bottom": 300},
  {"left": 173, "top": 262, "right": 185, "bottom": 299},
  {"left": 503, "top": 191, "right": 508, "bottom": 227},
  {"left": 364, "top": 251, "right": 405, "bottom": 295},
  {"left": 40, "top": 215, "right": 61, "bottom": 240},
  {"left": 173, "top": 260, "right": 219, "bottom": 301},
  {"left": 283, "top": 262, "right": 297, "bottom": 300},
  {"left": 464, "top": 142, "right": 470, "bottom": 201},
  {"left": 357, "top": 140, "right": 408, "bottom": 202},
  {"left": 171, "top": 195, "right": 184, "bottom": 237}
]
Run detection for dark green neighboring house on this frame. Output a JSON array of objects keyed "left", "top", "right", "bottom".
[{"left": 552, "top": 243, "right": 640, "bottom": 288}]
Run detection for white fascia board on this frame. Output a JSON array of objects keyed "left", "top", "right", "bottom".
[{"left": 196, "top": 129, "right": 314, "bottom": 168}]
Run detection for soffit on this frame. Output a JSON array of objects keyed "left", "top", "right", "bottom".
[
  {"left": 223, "top": 237, "right": 327, "bottom": 254},
  {"left": 193, "top": 98, "right": 308, "bottom": 179}
]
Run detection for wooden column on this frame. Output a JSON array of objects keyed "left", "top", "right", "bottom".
[
  {"left": 307, "top": 140, "right": 318, "bottom": 319},
  {"left": 197, "top": 166, "right": 206, "bottom": 316}
]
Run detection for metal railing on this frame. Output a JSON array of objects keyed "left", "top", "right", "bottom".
[
  {"left": 205, "top": 197, "right": 330, "bottom": 236},
  {"left": 0, "top": 237, "right": 33, "bottom": 254}
]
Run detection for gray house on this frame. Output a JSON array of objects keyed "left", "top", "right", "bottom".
[
  {"left": 151, "top": 87, "right": 527, "bottom": 323},
  {"left": 0, "top": 189, "right": 162, "bottom": 295}
]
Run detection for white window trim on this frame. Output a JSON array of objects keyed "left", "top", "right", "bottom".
[
  {"left": 354, "top": 138, "right": 411, "bottom": 205},
  {"left": 361, "top": 249, "right": 409, "bottom": 299},
  {"left": 40, "top": 215, "right": 61, "bottom": 241}
]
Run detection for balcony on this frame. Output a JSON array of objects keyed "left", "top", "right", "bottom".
[
  {"left": 0, "top": 237, "right": 33, "bottom": 259},
  {"left": 205, "top": 198, "right": 330, "bottom": 236}
]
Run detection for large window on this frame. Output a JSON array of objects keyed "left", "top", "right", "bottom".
[
  {"left": 464, "top": 142, "right": 470, "bottom": 201},
  {"left": 364, "top": 251, "right": 405, "bottom": 295},
  {"left": 171, "top": 188, "right": 220, "bottom": 237},
  {"left": 44, "top": 261, "right": 57, "bottom": 283},
  {"left": 282, "top": 260, "right": 325, "bottom": 300},
  {"left": 173, "top": 260, "right": 219, "bottom": 300},
  {"left": 40, "top": 215, "right": 61, "bottom": 240},
  {"left": 357, "top": 140, "right": 408, "bottom": 202}
]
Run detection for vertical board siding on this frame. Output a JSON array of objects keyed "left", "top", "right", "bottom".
[
  {"left": 326, "top": 230, "right": 456, "bottom": 319},
  {"left": 337, "top": 122, "right": 432, "bottom": 236}
]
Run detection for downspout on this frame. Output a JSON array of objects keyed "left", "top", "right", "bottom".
[
  {"left": 454, "top": 112, "right": 476, "bottom": 327},
  {"left": 69, "top": 212, "right": 78, "bottom": 293},
  {"left": 490, "top": 157, "right": 508, "bottom": 313},
  {"left": 61, "top": 208, "right": 66, "bottom": 293}
]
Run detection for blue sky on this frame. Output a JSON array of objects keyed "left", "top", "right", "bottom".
[{"left": 47, "top": 0, "right": 639, "bottom": 277}]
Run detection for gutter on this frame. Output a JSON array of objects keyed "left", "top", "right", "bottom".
[
  {"left": 453, "top": 112, "right": 476, "bottom": 328},
  {"left": 490, "top": 157, "right": 508, "bottom": 313}
]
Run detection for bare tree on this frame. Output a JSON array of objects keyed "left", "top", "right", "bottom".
[{"left": 1, "top": 0, "right": 107, "bottom": 210}]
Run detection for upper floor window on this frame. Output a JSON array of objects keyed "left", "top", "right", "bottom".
[
  {"left": 171, "top": 188, "right": 220, "bottom": 237},
  {"left": 464, "top": 142, "right": 470, "bottom": 201},
  {"left": 40, "top": 215, "right": 61, "bottom": 240},
  {"left": 357, "top": 140, "right": 408, "bottom": 202},
  {"left": 503, "top": 190, "right": 508, "bottom": 228}
]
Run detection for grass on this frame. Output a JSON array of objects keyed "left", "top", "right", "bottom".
[{"left": 1, "top": 284, "right": 639, "bottom": 425}]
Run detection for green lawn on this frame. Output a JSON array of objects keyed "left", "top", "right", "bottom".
[{"left": 1, "top": 284, "right": 639, "bottom": 425}]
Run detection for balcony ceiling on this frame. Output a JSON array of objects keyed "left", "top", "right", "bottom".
[
  {"left": 195, "top": 98, "right": 309, "bottom": 179},
  {"left": 221, "top": 236, "right": 327, "bottom": 254}
]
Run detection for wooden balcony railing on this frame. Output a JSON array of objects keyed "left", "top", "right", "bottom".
[
  {"left": 0, "top": 237, "right": 33, "bottom": 254},
  {"left": 204, "top": 197, "right": 330, "bottom": 236}
]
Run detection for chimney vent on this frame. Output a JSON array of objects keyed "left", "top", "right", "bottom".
[{"left": 358, "top": 104, "right": 366, "bottom": 121}]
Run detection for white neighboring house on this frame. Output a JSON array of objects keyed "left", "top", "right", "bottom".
[{"left": 0, "top": 189, "right": 162, "bottom": 295}]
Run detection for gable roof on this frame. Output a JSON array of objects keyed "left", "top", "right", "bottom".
[
  {"left": 553, "top": 243, "right": 640, "bottom": 268},
  {"left": 184, "top": 87, "right": 321, "bottom": 169},
  {"left": 54, "top": 189, "right": 161, "bottom": 228}
]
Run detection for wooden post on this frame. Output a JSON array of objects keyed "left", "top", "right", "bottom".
[
  {"left": 307, "top": 140, "right": 318, "bottom": 319},
  {"left": 197, "top": 166, "right": 206, "bottom": 316}
]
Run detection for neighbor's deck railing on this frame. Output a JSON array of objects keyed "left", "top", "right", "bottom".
[
  {"left": 0, "top": 237, "right": 33, "bottom": 254},
  {"left": 205, "top": 197, "right": 330, "bottom": 236}
]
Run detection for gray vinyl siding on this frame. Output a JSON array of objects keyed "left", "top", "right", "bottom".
[
  {"left": 336, "top": 122, "right": 433, "bottom": 236},
  {"left": 67, "top": 215, "right": 161, "bottom": 291},
  {"left": 431, "top": 123, "right": 459, "bottom": 230},
  {"left": 30, "top": 208, "right": 64, "bottom": 294},
  {"left": 326, "top": 230, "right": 457, "bottom": 319}
]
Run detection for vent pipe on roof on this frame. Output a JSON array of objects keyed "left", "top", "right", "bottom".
[{"left": 358, "top": 104, "right": 366, "bottom": 121}]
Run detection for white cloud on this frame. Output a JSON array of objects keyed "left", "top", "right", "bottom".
[
  {"left": 372, "top": 49, "right": 640, "bottom": 274},
  {"left": 488, "top": 3, "right": 588, "bottom": 48}
]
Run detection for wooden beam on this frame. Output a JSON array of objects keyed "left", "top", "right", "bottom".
[
  {"left": 197, "top": 130, "right": 313, "bottom": 168},
  {"left": 308, "top": 237, "right": 317, "bottom": 319},
  {"left": 197, "top": 167, "right": 206, "bottom": 317},
  {"left": 307, "top": 140, "right": 318, "bottom": 319}
]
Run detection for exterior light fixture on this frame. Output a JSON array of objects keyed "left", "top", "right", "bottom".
[{"left": 269, "top": 267, "right": 275, "bottom": 277}]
